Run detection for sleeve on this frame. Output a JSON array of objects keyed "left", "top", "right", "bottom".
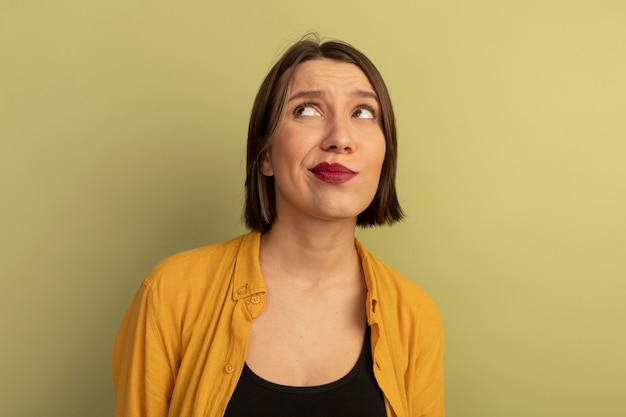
[
  {"left": 112, "top": 283, "right": 176, "bottom": 417},
  {"left": 410, "top": 298, "right": 445, "bottom": 417}
]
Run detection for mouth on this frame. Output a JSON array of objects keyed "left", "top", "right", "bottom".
[{"left": 309, "top": 162, "right": 358, "bottom": 184}]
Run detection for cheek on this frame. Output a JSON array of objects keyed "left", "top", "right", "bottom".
[
  {"left": 372, "top": 136, "right": 387, "bottom": 168},
  {"left": 378, "top": 142, "right": 387, "bottom": 164},
  {"left": 371, "top": 141, "right": 387, "bottom": 183},
  {"left": 273, "top": 134, "right": 310, "bottom": 167},
  {"left": 261, "top": 138, "right": 298, "bottom": 178}
]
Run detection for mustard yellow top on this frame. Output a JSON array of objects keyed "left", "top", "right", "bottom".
[{"left": 113, "top": 232, "right": 445, "bottom": 417}]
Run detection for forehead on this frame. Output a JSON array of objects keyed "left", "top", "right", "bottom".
[{"left": 288, "top": 59, "right": 374, "bottom": 94}]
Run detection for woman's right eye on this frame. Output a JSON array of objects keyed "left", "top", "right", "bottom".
[{"left": 294, "top": 104, "right": 320, "bottom": 117}]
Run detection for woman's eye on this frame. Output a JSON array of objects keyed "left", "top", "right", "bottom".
[
  {"left": 294, "top": 104, "right": 320, "bottom": 117},
  {"left": 353, "top": 107, "right": 375, "bottom": 119}
]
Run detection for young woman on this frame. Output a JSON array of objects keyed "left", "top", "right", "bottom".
[{"left": 113, "top": 35, "right": 445, "bottom": 417}]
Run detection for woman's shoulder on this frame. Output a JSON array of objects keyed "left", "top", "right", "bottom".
[
  {"left": 357, "top": 241, "right": 440, "bottom": 316},
  {"left": 142, "top": 232, "right": 259, "bottom": 290},
  {"left": 369, "top": 255, "right": 434, "bottom": 300}
]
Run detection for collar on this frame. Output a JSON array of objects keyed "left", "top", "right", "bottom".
[
  {"left": 355, "top": 238, "right": 380, "bottom": 325},
  {"left": 231, "top": 232, "right": 267, "bottom": 316},
  {"left": 230, "top": 232, "right": 382, "bottom": 321}
]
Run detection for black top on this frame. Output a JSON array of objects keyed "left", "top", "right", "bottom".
[{"left": 223, "top": 327, "right": 387, "bottom": 417}]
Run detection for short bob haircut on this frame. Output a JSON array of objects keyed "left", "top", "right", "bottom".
[{"left": 244, "top": 34, "right": 404, "bottom": 231}]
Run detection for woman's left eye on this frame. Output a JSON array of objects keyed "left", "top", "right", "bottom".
[{"left": 353, "top": 107, "right": 375, "bottom": 119}]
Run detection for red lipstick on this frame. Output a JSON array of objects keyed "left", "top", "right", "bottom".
[{"left": 310, "top": 162, "right": 357, "bottom": 184}]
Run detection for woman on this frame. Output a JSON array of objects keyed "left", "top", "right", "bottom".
[{"left": 113, "top": 35, "right": 444, "bottom": 417}]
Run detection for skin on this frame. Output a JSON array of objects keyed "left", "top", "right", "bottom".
[{"left": 245, "top": 59, "right": 387, "bottom": 386}]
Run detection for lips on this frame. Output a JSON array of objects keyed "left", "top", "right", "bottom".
[{"left": 310, "top": 162, "right": 358, "bottom": 184}]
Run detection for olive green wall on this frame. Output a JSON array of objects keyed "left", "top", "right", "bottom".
[{"left": 1, "top": 1, "right": 624, "bottom": 416}]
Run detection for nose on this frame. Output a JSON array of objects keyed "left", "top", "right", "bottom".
[{"left": 321, "top": 115, "right": 354, "bottom": 153}]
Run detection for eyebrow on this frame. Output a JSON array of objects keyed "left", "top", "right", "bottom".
[{"left": 287, "top": 89, "right": 379, "bottom": 102}]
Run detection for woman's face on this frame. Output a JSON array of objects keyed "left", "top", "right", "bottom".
[{"left": 261, "top": 58, "right": 386, "bottom": 226}]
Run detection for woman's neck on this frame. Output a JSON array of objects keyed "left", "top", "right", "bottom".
[{"left": 260, "top": 217, "right": 361, "bottom": 290}]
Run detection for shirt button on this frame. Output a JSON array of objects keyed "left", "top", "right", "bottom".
[
  {"left": 250, "top": 294, "right": 261, "bottom": 304},
  {"left": 224, "top": 364, "right": 234, "bottom": 374},
  {"left": 237, "top": 285, "right": 247, "bottom": 295}
]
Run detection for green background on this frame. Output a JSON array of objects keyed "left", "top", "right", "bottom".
[{"left": 1, "top": 1, "right": 625, "bottom": 416}]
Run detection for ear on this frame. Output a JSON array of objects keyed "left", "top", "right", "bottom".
[{"left": 260, "top": 151, "right": 274, "bottom": 177}]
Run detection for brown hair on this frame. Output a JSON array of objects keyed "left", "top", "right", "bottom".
[{"left": 244, "top": 34, "right": 404, "bottom": 231}]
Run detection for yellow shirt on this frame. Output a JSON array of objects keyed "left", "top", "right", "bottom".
[{"left": 113, "top": 232, "right": 445, "bottom": 417}]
